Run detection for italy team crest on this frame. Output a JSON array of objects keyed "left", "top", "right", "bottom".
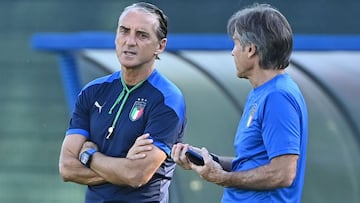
[
  {"left": 129, "top": 99, "right": 147, "bottom": 121},
  {"left": 246, "top": 103, "right": 257, "bottom": 127}
]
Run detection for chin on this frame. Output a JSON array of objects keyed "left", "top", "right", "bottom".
[
  {"left": 122, "top": 64, "right": 140, "bottom": 69},
  {"left": 237, "top": 74, "right": 248, "bottom": 80},
  {"left": 120, "top": 59, "right": 137, "bottom": 68},
  {"left": 236, "top": 72, "right": 244, "bottom": 78}
]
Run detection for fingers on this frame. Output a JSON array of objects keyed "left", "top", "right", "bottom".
[
  {"left": 136, "top": 133, "right": 150, "bottom": 140},
  {"left": 171, "top": 143, "right": 185, "bottom": 163},
  {"left": 131, "top": 145, "right": 153, "bottom": 155},
  {"left": 82, "top": 141, "right": 98, "bottom": 149},
  {"left": 127, "top": 153, "right": 146, "bottom": 160},
  {"left": 171, "top": 143, "right": 192, "bottom": 170},
  {"left": 134, "top": 133, "right": 153, "bottom": 147},
  {"left": 126, "top": 133, "right": 153, "bottom": 160},
  {"left": 190, "top": 146, "right": 201, "bottom": 153},
  {"left": 190, "top": 147, "right": 214, "bottom": 179},
  {"left": 79, "top": 141, "right": 99, "bottom": 156},
  {"left": 200, "top": 147, "right": 211, "bottom": 164}
]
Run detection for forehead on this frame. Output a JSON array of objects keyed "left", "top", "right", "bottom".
[
  {"left": 118, "top": 8, "right": 158, "bottom": 31},
  {"left": 232, "top": 31, "right": 240, "bottom": 40}
]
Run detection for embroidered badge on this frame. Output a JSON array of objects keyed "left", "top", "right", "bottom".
[
  {"left": 246, "top": 103, "right": 257, "bottom": 127},
  {"left": 129, "top": 98, "right": 147, "bottom": 121}
]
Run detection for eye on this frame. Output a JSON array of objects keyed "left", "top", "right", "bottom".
[
  {"left": 137, "top": 31, "right": 149, "bottom": 40},
  {"left": 118, "top": 26, "right": 129, "bottom": 35}
]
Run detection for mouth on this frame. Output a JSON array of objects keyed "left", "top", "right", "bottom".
[{"left": 123, "top": 50, "right": 137, "bottom": 56}]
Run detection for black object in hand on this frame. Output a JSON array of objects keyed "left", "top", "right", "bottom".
[{"left": 185, "top": 149, "right": 220, "bottom": 166}]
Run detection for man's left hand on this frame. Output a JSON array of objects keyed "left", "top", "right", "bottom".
[
  {"left": 191, "top": 147, "right": 227, "bottom": 185},
  {"left": 126, "top": 133, "right": 154, "bottom": 160}
]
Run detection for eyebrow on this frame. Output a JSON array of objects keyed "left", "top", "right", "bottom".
[
  {"left": 119, "top": 25, "right": 150, "bottom": 35},
  {"left": 119, "top": 25, "right": 129, "bottom": 31}
]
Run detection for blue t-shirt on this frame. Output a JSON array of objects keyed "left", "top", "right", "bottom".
[
  {"left": 222, "top": 73, "right": 308, "bottom": 203},
  {"left": 66, "top": 69, "right": 186, "bottom": 203}
]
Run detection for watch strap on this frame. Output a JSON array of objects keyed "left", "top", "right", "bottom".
[
  {"left": 86, "top": 148, "right": 97, "bottom": 156},
  {"left": 80, "top": 148, "right": 97, "bottom": 168}
]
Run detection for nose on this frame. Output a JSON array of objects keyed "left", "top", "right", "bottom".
[{"left": 125, "top": 33, "right": 136, "bottom": 46}]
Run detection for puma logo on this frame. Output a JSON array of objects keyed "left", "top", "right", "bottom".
[{"left": 94, "top": 101, "right": 105, "bottom": 113}]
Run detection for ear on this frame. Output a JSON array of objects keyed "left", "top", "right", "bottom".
[
  {"left": 247, "top": 43, "right": 257, "bottom": 58},
  {"left": 155, "top": 38, "right": 167, "bottom": 55}
]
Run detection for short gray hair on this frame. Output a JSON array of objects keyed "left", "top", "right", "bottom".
[{"left": 227, "top": 3, "right": 293, "bottom": 70}]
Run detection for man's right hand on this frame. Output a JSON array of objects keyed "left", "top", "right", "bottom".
[
  {"left": 171, "top": 143, "right": 193, "bottom": 170},
  {"left": 79, "top": 141, "right": 99, "bottom": 159}
]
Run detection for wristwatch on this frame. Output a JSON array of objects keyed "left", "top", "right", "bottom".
[{"left": 79, "top": 148, "right": 97, "bottom": 168}]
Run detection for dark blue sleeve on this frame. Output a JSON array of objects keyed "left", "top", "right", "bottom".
[
  {"left": 65, "top": 87, "right": 92, "bottom": 138},
  {"left": 145, "top": 104, "right": 186, "bottom": 156}
]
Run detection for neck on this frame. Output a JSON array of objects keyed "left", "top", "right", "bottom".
[
  {"left": 249, "top": 68, "right": 285, "bottom": 88},
  {"left": 121, "top": 65, "right": 155, "bottom": 85}
]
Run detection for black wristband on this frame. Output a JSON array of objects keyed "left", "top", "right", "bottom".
[{"left": 79, "top": 148, "right": 97, "bottom": 168}]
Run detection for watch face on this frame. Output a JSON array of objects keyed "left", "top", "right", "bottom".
[{"left": 80, "top": 152, "right": 90, "bottom": 165}]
